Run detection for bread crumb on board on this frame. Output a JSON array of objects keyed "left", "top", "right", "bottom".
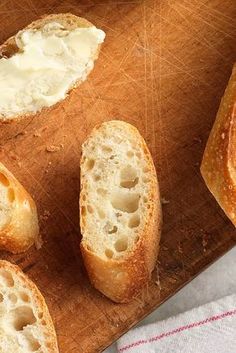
[
  {"left": 46, "top": 144, "right": 64, "bottom": 153},
  {"left": 161, "top": 197, "right": 170, "bottom": 205},
  {"left": 40, "top": 210, "right": 51, "bottom": 222},
  {"left": 34, "top": 131, "right": 41, "bottom": 137}
]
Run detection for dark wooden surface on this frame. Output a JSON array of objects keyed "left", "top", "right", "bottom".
[{"left": 0, "top": 1, "right": 236, "bottom": 352}]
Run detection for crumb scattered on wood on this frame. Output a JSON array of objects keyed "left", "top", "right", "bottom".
[
  {"left": 17, "top": 131, "right": 27, "bottom": 136},
  {"left": 193, "top": 137, "right": 202, "bottom": 143},
  {"left": 161, "top": 198, "right": 170, "bottom": 205},
  {"left": 202, "top": 233, "right": 208, "bottom": 253},
  {"left": 178, "top": 241, "right": 183, "bottom": 254},
  {"left": 46, "top": 144, "right": 64, "bottom": 153},
  {"left": 44, "top": 161, "right": 52, "bottom": 174},
  {"left": 40, "top": 210, "right": 50, "bottom": 221},
  {"left": 34, "top": 131, "right": 41, "bottom": 137},
  {"left": 169, "top": 277, "right": 177, "bottom": 284}
]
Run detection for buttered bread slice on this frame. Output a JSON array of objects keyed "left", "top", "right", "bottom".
[{"left": 0, "top": 13, "right": 105, "bottom": 120}]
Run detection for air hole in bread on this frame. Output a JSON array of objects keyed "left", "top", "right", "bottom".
[
  {"left": 102, "top": 145, "right": 112, "bottom": 153},
  {"left": 81, "top": 206, "right": 86, "bottom": 216},
  {"left": 127, "top": 151, "right": 134, "bottom": 158},
  {"left": 93, "top": 174, "right": 101, "bottom": 181},
  {"left": 24, "top": 333, "right": 41, "bottom": 351},
  {"left": 97, "top": 208, "right": 106, "bottom": 219},
  {"left": 10, "top": 306, "right": 36, "bottom": 331},
  {"left": 97, "top": 188, "right": 107, "bottom": 196},
  {"left": 120, "top": 166, "right": 138, "bottom": 189},
  {"left": 136, "top": 152, "right": 141, "bottom": 158},
  {"left": 7, "top": 188, "right": 15, "bottom": 203},
  {"left": 0, "top": 269, "right": 14, "bottom": 287},
  {"left": 41, "top": 319, "right": 46, "bottom": 326},
  {"left": 108, "top": 225, "right": 118, "bottom": 234},
  {"left": 8, "top": 293, "right": 17, "bottom": 304},
  {"left": 143, "top": 166, "right": 150, "bottom": 173},
  {"left": 38, "top": 312, "right": 43, "bottom": 319},
  {"left": 105, "top": 249, "right": 114, "bottom": 258},
  {"left": 104, "top": 222, "right": 118, "bottom": 234},
  {"left": 87, "top": 205, "right": 94, "bottom": 214},
  {"left": 85, "top": 159, "right": 95, "bottom": 171},
  {"left": 143, "top": 196, "right": 148, "bottom": 203},
  {"left": 19, "top": 291, "right": 30, "bottom": 303},
  {"left": 82, "top": 194, "right": 86, "bottom": 201},
  {"left": 0, "top": 292, "right": 3, "bottom": 302},
  {"left": 111, "top": 192, "right": 139, "bottom": 213},
  {"left": 115, "top": 238, "right": 128, "bottom": 252},
  {"left": 0, "top": 173, "right": 10, "bottom": 187},
  {"left": 142, "top": 177, "right": 150, "bottom": 183},
  {"left": 120, "top": 178, "right": 139, "bottom": 189},
  {"left": 134, "top": 236, "right": 140, "bottom": 243},
  {"left": 128, "top": 214, "right": 140, "bottom": 228}
]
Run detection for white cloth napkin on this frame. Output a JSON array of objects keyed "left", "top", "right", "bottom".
[{"left": 116, "top": 294, "right": 236, "bottom": 353}]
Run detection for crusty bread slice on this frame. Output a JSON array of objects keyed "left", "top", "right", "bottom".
[
  {"left": 201, "top": 64, "right": 236, "bottom": 226},
  {"left": 0, "top": 163, "right": 40, "bottom": 253},
  {"left": 0, "top": 13, "right": 105, "bottom": 121},
  {"left": 0, "top": 260, "right": 58, "bottom": 352},
  {"left": 80, "top": 120, "right": 162, "bottom": 303}
]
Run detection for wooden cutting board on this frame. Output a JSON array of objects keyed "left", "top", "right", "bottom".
[{"left": 0, "top": 0, "right": 235, "bottom": 352}]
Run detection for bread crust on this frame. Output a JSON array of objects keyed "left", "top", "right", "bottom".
[
  {"left": 0, "top": 13, "right": 102, "bottom": 122},
  {"left": 0, "top": 163, "right": 40, "bottom": 253},
  {"left": 80, "top": 121, "right": 162, "bottom": 303},
  {"left": 201, "top": 64, "right": 236, "bottom": 226},
  {"left": 0, "top": 260, "right": 58, "bottom": 352}
]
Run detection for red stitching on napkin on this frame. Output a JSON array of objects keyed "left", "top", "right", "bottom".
[{"left": 118, "top": 309, "right": 236, "bottom": 352}]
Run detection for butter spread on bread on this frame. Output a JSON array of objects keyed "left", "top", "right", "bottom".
[{"left": 0, "top": 13, "right": 105, "bottom": 120}]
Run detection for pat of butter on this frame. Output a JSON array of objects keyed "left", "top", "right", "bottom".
[{"left": 0, "top": 22, "right": 105, "bottom": 118}]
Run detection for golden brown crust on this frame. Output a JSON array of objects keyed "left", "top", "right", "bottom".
[
  {"left": 0, "top": 163, "right": 40, "bottom": 253},
  {"left": 0, "top": 13, "right": 102, "bottom": 122},
  {"left": 0, "top": 260, "right": 58, "bottom": 352},
  {"left": 201, "top": 64, "right": 236, "bottom": 226},
  {"left": 80, "top": 120, "right": 162, "bottom": 303}
]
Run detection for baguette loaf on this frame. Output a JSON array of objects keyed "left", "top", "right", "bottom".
[
  {"left": 80, "top": 120, "right": 162, "bottom": 303},
  {"left": 201, "top": 64, "right": 236, "bottom": 226},
  {"left": 0, "top": 163, "right": 40, "bottom": 253},
  {"left": 0, "top": 260, "right": 58, "bottom": 352},
  {"left": 0, "top": 13, "right": 105, "bottom": 121}
]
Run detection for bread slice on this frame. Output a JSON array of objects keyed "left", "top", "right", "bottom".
[
  {"left": 0, "top": 13, "right": 105, "bottom": 121},
  {"left": 80, "top": 120, "right": 162, "bottom": 303},
  {"left": 0, "top": 260, "right": 58, "bottom": 352},
  {"left": 0, "top": 163, "right": 40, "bottom": 253},
  {"left": 201, "top": 64, "right": 236, "bottom": 226}
]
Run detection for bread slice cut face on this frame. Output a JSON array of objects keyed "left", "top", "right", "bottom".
[
  {"left": 80, "top": 120, "right": 162, "bottom": 302},
  {"left": 0, "top": 13, "right": 105, "bottom": 120},
  {"left": 0, "top": 163, "right": 39, "bottom": 254},
  {"left": 0, "top": 260, "right": 58, "bottom": 352}
]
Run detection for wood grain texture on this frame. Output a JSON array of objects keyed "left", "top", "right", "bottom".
[{"left": 0, "top": 0, "right": 235, "bottom": 352}]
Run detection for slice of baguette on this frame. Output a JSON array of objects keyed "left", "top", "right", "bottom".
[
  {"left": 201, "top": 64, "right": 236, "bottom": 226},
  {"left": 0, "top": 13, "right": 105, "bottom": 121},
  {"left": 0, "top": 260, "right": 58, "bottom": 352},
  {"left": 0, "top": 163, "right": 40, "bottom": 253},
  {"left": 80, "top": 120, "right": 162, "bottom": 303}
]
